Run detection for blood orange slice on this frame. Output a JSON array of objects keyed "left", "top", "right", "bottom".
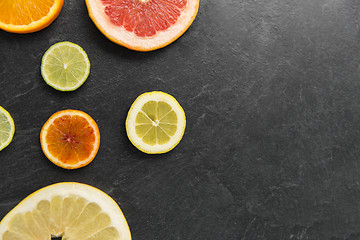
[
  {"left": 40, "top": 110, "right": 100, "bottom": 169},
  {"left": 85, "top": 0, "right": 199, "bottom": 51}
]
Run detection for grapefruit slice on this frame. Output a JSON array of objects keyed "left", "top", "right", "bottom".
[
  {"left": 0, "top": 0, "right": 63, "bottom": 33},
  {"left": 85, "top": 0, "right": 200, "bottom": 51},
  {"left": 0, "top": 182, "right": 131, "bottom": 240},
  {"left": 40, "top": 110, "right": 100, "bottom": 169}
]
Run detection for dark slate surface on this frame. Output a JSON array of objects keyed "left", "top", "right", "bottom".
[{"left": 1, "top": 0, "right": 360, "bottom": 239}]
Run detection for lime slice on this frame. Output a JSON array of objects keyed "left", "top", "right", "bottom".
[
  {"left": 41, "top": 42, "right": 90, "bottom": 91},
  {"left": 126, "top": 91, "right": 186, "bottom": 154},
  {"left": 0, "top": 182, "right": 131, "bottom": 240},
  {"left": 0, "top": 106, "right": 15, "bottom": 151}
]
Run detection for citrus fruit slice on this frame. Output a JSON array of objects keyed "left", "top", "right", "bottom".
[
  {"left": 0, "top": 0, "right": 63, "bottom": 33},
  {"left": 126, "top": 91, "right": 186, "bottom": 154},
  {"left": 0, "top": 106, "right": 15, "bottom": 151},
  {"left": 0, "top": 182, "right": 132, "bottom": 240},
  {"left": 40, "top": 110, "right": 100, "bottom": 169},
  {"left": 85, "top": 0, "right": 200, "bottom": 51},
  {"left": 41, "top": 42, "right": 91, "bottom": 92}
]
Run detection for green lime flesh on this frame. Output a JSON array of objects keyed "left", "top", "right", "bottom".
[{"left": 41, "top": 42, "right": 90, "bottom": 91}]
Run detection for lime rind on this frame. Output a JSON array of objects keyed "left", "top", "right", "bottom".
[
  {"left": 0, "top": 106, "right": 15, "bottom": 151},
  {"left": 41, "top": 41, "right": 90, "bottom": 92}
]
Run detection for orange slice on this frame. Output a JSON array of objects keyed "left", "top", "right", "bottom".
[
  {"left": 0, "top": 0, "right": 64, "bottom": 33},
  {"left": 85, "top": 0, "right": 200, "bottom": 51},
  {"left": 40, "top": 110, "right": 100, "bottom": 169}
]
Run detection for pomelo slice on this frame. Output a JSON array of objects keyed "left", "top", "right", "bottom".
[
  {"left": 0, "top": 182, "right": 131, "bottom": 240},
  {"left": 40, "top": 110, "right": 100, "bottom": 169},
  {"left": 85, "top": 0, "right": 200, "bottom": 51}
]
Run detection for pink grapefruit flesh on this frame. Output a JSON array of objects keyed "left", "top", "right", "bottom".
[{"left": 102, "top": 0, "right": 187, "bottom": 37}]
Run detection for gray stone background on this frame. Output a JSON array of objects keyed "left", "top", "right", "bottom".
[{"left": 1, "top": 0, "right": 360, "bottom": 239}]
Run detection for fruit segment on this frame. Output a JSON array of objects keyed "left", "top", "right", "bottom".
[
  {"left": 67, "top": 213, "right": 111, "bottom": 239},
  {"left": 159, "top": 123, "right": 177, "bottom": 136},
  {"left": 0, "top": 132, "right": 10, "bottom": 145}
]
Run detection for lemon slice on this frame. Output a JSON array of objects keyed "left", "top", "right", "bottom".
[
  {"left": 0, "top": 182, "right": 131, "bottom": 240},
  {"left": 0, "top": 106, "right": 15, "bottom": 151},
  {"left": 126, "top": 91, "right": 186, "bottom": 154},
  {"left": 41, "top": 42, "right": 90, "bottom": 91}
]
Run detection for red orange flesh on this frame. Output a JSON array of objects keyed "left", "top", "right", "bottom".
[{"left": 40, "top": 110, "right": 100, "bottom": 169}]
